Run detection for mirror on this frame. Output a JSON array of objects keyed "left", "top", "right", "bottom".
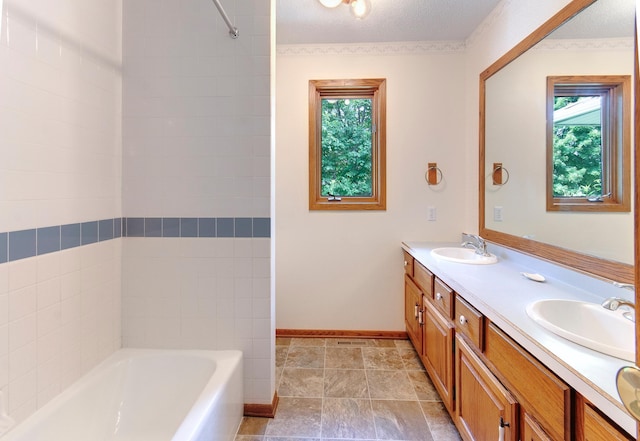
[{"left": 480, "top": 0, "right": 635, "bottom": 283}]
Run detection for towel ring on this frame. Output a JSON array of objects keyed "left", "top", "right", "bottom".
[
  {"left": 492, "top": 165, "right": 510, "bottom": 186},
  {"left": 425, "top": 165, "right": 443, "bottom": 186}
]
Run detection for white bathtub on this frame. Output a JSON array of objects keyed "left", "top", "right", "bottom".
[{"left": 0, "top": 349, "right": 243, "bottom": 441}]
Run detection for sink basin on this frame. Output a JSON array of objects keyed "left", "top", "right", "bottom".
[
  {"left": 430, "top": 247, "right": 498, "bottom": 265},
  {"left": 526, "top": 299, "right": 635, "bottom": 362}
]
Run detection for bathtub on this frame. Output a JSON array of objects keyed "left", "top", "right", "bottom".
[{"left": 0, "top": 349, "right": 243, "bottom": 441}]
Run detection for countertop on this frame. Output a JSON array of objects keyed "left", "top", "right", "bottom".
[{"left": 402, "top": 241, "right": 636, "bottom": 437}]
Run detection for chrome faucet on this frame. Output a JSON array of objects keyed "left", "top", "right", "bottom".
[
  {"left": 461, "top": 233, "right": 491, "bottom": 257},
  {"left": 601, "top": 297, "right": 635, "bottom": 311},
  {"left": 602, "top": 282, "right": 635, "bottom": 321}
]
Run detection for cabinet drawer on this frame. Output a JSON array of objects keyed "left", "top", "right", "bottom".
[
  {"left": 432, "top": 277, "right": 453, "bottom": 318},
  {"left": 580, "top": 396, "right": 633, "bottom": 441},
  {"left": 454, "top": 296, "right": 483, "bottom": 349},
  {"left": 485, "top": 322, "right": 570, "bottom": 441},
  {"left": 402, "top": 250, "right": 414, "bottom": 277},
  {"left": 414, "top": 261, "right": 433, "bottom": 297}
]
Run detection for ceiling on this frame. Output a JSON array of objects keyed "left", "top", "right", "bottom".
[{"left": 276, "top": 0, "right": 502, "bottom": 45}]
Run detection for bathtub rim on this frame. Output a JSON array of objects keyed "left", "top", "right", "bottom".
[{"left": 0, "top": 348, "right": 243, "bottom": 441}]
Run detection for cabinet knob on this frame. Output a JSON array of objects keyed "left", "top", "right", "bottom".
[
  {"left": 404, "top": 261, "right": 408, "bottom": 267},
  {"left": 436, "top": 292, "right": 443, "bottom": 301},
  {"left": 459, "top": 315, "right": 467, "bottom": 325}
]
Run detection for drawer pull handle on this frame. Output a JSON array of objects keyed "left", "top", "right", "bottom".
[
  {"left": 459, "top": 315, "right": 467, "bottom": 325},
  {"left": 436, "top": 293, "right": 443, "bottom": 301},
  {"left": 404, "top": 261, "right": 408, "bottom": 267}
]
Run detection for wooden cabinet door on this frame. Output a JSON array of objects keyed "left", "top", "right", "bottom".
[
  {"left": 422, "top": 299, "right": 455, "bottom": 413},
  {"left": 580, "top": 399, "right": 634, "bottom": 441},
  {"left": 523, "top": 413, "right": 553, "bottom": 441},
  {"left": 404, "top": 274, "right": 423, "bottom": 351},
  {"left": 455, "top": 335, "right": 518, "bottom": 441}
]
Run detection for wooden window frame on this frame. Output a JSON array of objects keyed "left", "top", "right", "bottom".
[
  {"left": 546, "top": 75, "right": 631, "bottom": 212},
  {"left": 309, "top": 78, "right": 386, "bottom": 210}
]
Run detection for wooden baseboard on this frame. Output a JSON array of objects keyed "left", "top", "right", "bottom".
[
  {"left": 244, "top": 392, "right": 279, "bottom": 418},
  {"left": 276, "top": 329, "right": 408, "bottom": 339}
]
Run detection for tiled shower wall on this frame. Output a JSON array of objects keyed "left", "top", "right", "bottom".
[
  {"left": 122, "top": 0, "right": 273, "bottom": 405},
  {"left": 0, "top": 0, "right": 122, "bottom": 423}
]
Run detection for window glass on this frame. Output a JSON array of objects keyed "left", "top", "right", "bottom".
[
  {"left": 546, "top": 76, "right": 630, "bottom": 212},
  {"left": 552, "top": 95, "right": 603, "bottom": 198},
  {"left": 321, "top": 97, "right": 373, "bottom": 197},
  {"left": 309, "top": 79, "right": 386, "bottom": 210}
]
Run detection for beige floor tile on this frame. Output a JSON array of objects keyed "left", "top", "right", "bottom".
[
  {"left": 265, "top": 397, "right": 323, "bottom": 438},
  {"left": 407, "top": 370, "right": 441, "bottom": 401},
  {"left": 235, "top": 435, "right": 264, "bottom": 441},
  {"left": 366, "top": 370, "right": 417, "bottom": 400},
  {"left": 285, "top": 346, "right": 326, "bottom": 368},
  {"left": 325, "top": 347, "right": 364, "bottom": 369},
  {"left": 279, "top": 368, "right": 324, "bottom": 397},
  {"left": 257, "top": 338, "right": 461, "bottom": 441},
  {"left": 372, "top": 400, "right": 434, "bottom": 441},
  {"left": 291, "top": 337, "right": 326, "bottom": 347},
  {"left": 394, "top": 339, "right": 414, "bottom": 349},
  {"left": 399, "top": 347, "right": 425, "bottom": 370},
  {"left": 362, "top": 347, "right": 405, "bottom": 370},
  {"left": 324, "top": 369, "right": 368, "bottom": 398},
  {"left": 322, "top": 398, "right": 377, "bottom": 439},
  {"left": 265, "top": 437, "right": 320, "bottom": 441},
  {"left": 237, "top": 417, "right": 270, "bottom": 435},
  {"left": 420, "top": 401, "right": 462, "bottom": 441},
  {"left": 276, "top": 346, "right": 288, "bottom": 367},
  {"left": 369, "top": 339, "right": 396, "bottom": 348}
]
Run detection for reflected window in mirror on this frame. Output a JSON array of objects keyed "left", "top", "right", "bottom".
[{"left": 546, "top": 76, "right": 631, "bottom": 212}]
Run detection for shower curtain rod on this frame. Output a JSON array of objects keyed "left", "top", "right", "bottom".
[{"left": 211, "top": 0, "right": 239, "bottom": 39}]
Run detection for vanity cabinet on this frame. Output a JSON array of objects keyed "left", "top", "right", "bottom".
[
  {"left": 401, "top": 249, "right": 632, "bottom": 441},
  {"left": 422, "top": 296, "right": 455, "bottom": 413},
  {"left": 404, "top": 252, "right": 433, "bottom": 353},
  {"left": 455, "top": 334, "right": 518, "bottom": 441},
  {"left": 404, "top": 275, "right": 423, "bottom": 351},
  {"left": 484, "top": 322, "right": 571, "bottom": 440}
]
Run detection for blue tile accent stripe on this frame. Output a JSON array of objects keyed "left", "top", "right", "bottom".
[
  {"left": 0, "top": 217, "right": 270, "bottom": 265},
  {"left": 123, "top": 217, "right": 270, "bottom": 239}
]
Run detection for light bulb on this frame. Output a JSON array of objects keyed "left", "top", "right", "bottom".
[
  {"left": 349, "top": 0, "right": 371, "bottom": 19},
  {"left": 318, "top": 0, "right": 343, "bottom": 8}
]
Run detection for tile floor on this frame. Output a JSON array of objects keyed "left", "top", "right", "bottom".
[{"left": 235, "top": 338, "right": 461, "bottom": 441}]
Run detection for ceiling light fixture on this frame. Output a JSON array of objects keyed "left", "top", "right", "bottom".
[{"left": 318, "top": 0, "right": 371, "bottom": 19}]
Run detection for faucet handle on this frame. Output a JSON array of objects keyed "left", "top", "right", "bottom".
[{"left": 613, "top": 282, "right": 635, "bottom": 291}]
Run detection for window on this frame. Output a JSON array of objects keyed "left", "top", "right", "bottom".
[
  {"left": 546, "top": 76, "right": 630, "bottom": 212},
  {"left": 309, "top": 79, "right": 386, "bottom": 210}
]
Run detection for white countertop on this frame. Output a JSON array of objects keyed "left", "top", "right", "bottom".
[{"left": 402, "top": 241, "right": 637, "bottom": 437}]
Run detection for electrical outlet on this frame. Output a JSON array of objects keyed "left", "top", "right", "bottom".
[
  {"left": 493, "top": 206, "right": 503, "bottom": 222},
  {"left": 428, "top": 206, "right": 437, "bottom": 221}
]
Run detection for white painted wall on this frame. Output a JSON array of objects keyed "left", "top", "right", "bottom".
[
  {"left": 275, "top": 0, "right": 581, "bottom": 332},
  {"left": 275, "top": 44, "right": 467, "bottom": 331},
  {"left": 0, "top": 0, "right": 122, "bottom": 424},
  {"left": 121, "top": 0, "right": 274, "bottom": 405}
]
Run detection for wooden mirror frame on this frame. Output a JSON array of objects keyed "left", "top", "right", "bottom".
[{"left": 479, "top": 0, "right": 635, "bottom": 284}]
